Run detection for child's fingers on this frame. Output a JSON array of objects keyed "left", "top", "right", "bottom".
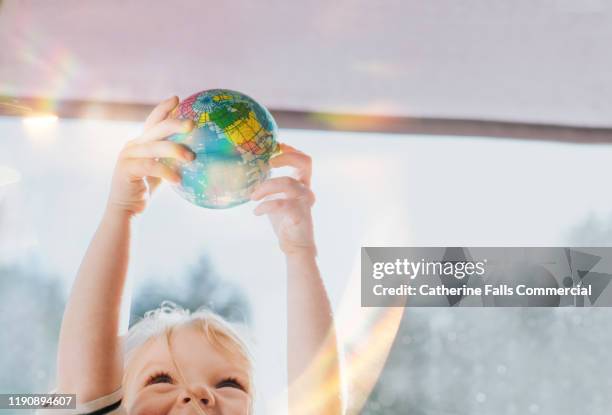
[
  {"left": 253, "top": 199, "right": 304, "bottom": 225},
  {"left": 250, "top": 177, "right": 315, "bottom": 205},
  {"left": 132, "top": 118, "right": 194, "bottom": 144},
  {"left": 253, "top": 199, "right": 303, "bottom": 223},
  {"left": 143, "top": 96, "right": 179, "bottom": 130},
  {"left": 270, "top": 151, "right": 312, "bottom": 187},
  {"left": 253, "top": 198, "right": 284, "bottom": 216},
  {"left": 279, "top": 143, "right": 304, "bottom": 154},
  {"left": 120, "top": 158, "right": 181, "bottom": 183},
  {"left": 145, "top": 176, "right": 161, "bottom": 193},
  {"left": 121, "top": 141, "right": 195, "bottom": 162}
]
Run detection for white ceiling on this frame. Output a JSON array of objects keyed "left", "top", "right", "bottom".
[{"left": 1, "top": 0, "right": 611, "bottom": 127}]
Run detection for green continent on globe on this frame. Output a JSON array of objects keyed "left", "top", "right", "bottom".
[{"left": 163, "top": 89, "right": 279, "bottom": 209}]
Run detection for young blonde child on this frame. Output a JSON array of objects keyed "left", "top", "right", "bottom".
[{"left": 50, "top": 97, "right": 343, "bottom": 415}]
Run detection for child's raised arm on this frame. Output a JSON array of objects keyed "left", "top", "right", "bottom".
[
  {"left": 55, "top": 97, "right": 194, "bottom": 402},
  {"left": 251, "top": 144, "right": 343, "bottom": 415}
]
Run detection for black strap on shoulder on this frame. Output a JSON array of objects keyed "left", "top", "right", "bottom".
[{"left": 81, "top": 399, "right": 122, "bottom": 415}]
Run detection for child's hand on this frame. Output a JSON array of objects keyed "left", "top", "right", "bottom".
[
  {"left": 107, "top": 97, "right": 195, "bottom": 216},
  {"left": 251, "top": 144, "right": 317, "bottom": 256}
]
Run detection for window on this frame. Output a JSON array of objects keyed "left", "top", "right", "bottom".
[{"left": 2, "top": 115, "right": 611, "bottom": 412}]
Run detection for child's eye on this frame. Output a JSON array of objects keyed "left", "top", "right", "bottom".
[
  {"left": 145, "top": 372, "right": 174, "bottom": 386},
  {"left": 216, "top": 377, "right": 245, "bottom": 391}
]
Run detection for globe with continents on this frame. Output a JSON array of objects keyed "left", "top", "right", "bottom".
[{"left": 165, "top": 89, "right": 279, "bottom": 209}]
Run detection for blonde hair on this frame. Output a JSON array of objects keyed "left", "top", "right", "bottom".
[{"left": 122, "top": 301, "right": 254, "bottom": 400}]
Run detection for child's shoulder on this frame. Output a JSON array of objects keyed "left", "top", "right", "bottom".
[{"left": 35, "top": 387, "right": 125, "bottom": 415}]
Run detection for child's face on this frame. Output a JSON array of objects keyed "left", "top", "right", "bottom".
[{"left": 124, "top": 325, "right": 251, "bottom": 415}]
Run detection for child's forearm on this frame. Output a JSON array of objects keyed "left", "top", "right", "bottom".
[
  {"left": 56, "top": 207, "right": 131, "bottom": 401},
  {"left": 53, "top": 98, "right": 189, "bottom": 401},
  {"left": 287, "top": 251, "right": 343, "bottom": 415}
]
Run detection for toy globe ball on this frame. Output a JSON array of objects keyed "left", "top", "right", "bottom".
[{"left": 164, "top": 89, "right": 279, "bottom": 209}]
